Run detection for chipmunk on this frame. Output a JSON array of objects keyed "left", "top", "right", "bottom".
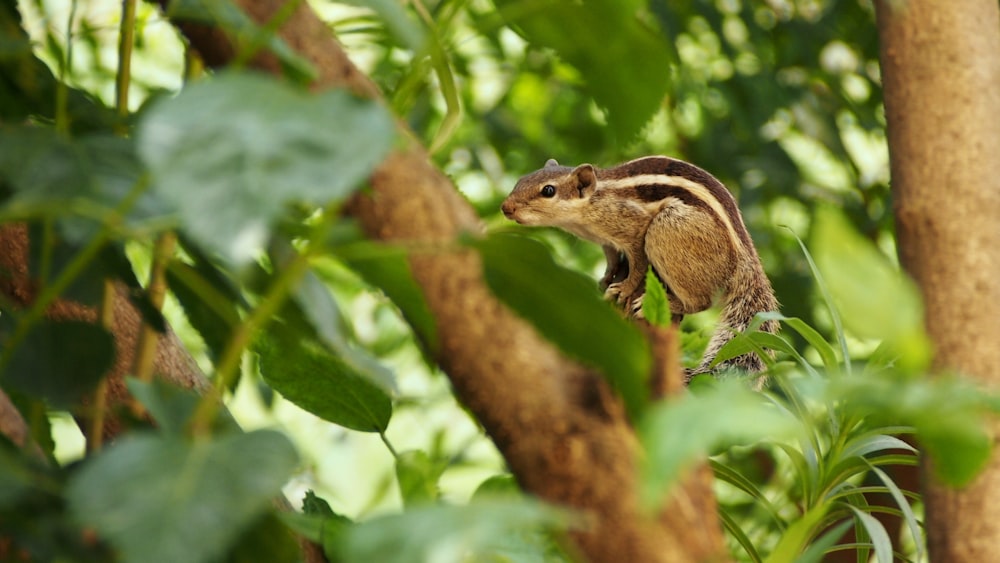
[{"left": 500, "top": 156, "right": 779, "bottom": 377}]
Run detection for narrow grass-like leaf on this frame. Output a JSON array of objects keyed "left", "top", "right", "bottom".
[
  {"left": 718, "top": 508, "right": 762, "bottom": 563},
  {"left": 796, "top": 520, "right": 852, "bottom": 563},
  {"left": 710, "top": 459, "right": 784, "bottom": 528},
  {"left": 757, "top": 312, "right": 838, "bottom": 373},
  {"left": 866, "top": 463, "right": 923, "bottom": 562},
  {"left": 765, "top": 503, "right": 829, "bottom": 563},
  {"left": 846, "top": 504, "right": 893, "bottom": 563}
]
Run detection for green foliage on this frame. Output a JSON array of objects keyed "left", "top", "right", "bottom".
[
  {"left": 493, "top": 0, "right": 672, "bottom": 141},
  {"left": 641, "top": 268, "right": 671, "bottom": 326},
  {"left": 137, "top": 72, "right": 396, "bottom": 264},
  {"left": 476, "top": 232, "right": 652, "bottom": 419},
  {"left": 67, "top": 430, "right": 297, "bottom": 563},
  {"left": 256, "top": 323, "right": 393, "bottom": 433},
  {"left": 0, "top": 0, "right": 995, "bottom": 562}
]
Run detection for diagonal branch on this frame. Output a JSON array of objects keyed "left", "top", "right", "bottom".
[{"left": 165, "top": 1, "right": 726, "bottom": 560}]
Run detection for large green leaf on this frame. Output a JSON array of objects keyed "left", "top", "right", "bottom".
[
  {"left": 333, "top": 500, "right": 573, "bottom": 563},
  {"left": 1, "top": 318, "right": 114, "bottom": 408},
  {"left": 0, "top": 127, "right": 167, "bottom": 242},
  {"left": 475, "top": 233, "right": 651, "bottom": 419},
  {"left": 256, "top": 324, "right": 393, "bottom": 433},
  {"left": 494, "top": 0, "right": 671, "bottom": 141},
  {"left": 338, "top": 242, "right": 439, "bottom": 354},
  {"left": 812, "top": 207, "right": 930, "bottom": 372},
  {"left": 67, "top": 430, "right": 298, "bottom": 563},
  {"left": 639, "top": 380, "right": 801, "bottom": 505},
  {"left": 137, "top": 72, "right": 396, "bottom": 264}
]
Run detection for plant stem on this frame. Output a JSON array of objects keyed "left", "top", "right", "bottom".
[
  {"left": 86, "top": 280, "right": 117, "bottom": 453},
  {"left": 133, "top": 231, "right": 177, "bottom": 383},
  {"left": 187, "top": 249, "right": 312, "bottom": 436},
  {"left": 115, "top": 0, "right": 138, "bottom": 132}
]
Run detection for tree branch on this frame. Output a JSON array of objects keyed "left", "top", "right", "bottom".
[{"left": 165, "top": 1, "right": 727, "bottom": 560}]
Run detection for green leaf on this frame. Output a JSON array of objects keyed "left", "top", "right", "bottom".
[
  {"left": 795, "top": 519, "right": 852, "bottom": 563},
  {"left": 334, "top": 500, "right": 574, "bottom": 563},
  {"left": 0, "top": 127, "right": 167, "bottom": 242},
  {"left": 1, "top": 318, "right": 114, "bottom": 408},
  {"left": 765, "top": 503, "right": 829, "bottom": 563},
  {"left": 639, "top": 381, "right": 800, "bottom": 506},
  {"left": 718, "top": 508, "right": 762, "bottom": 563},
  {"left": 280, "top": 511, "right": 351, "bottom": 559},
  {"left": 166, "top": 260, "right": 241, "bottom": 364},
  {"left": 126, "top": 378, "right": 240, "bottom": 435},
  {"left": 757, "top": 312, "right": 839, "bottom": 373},
  {"left": 137, "top": 72, "right": 395, "bottom": 264},
  {"left": 847, "top": 504, "right": 892, "bottom": 563},
  {"left": 641, "top": 268, "right": 671, "bottom": 326},
  {"left": 67, "top": 430, "right": 298, "bottom": 563},
  {"left": 395, "top": 450, "right": 442, "bottom": 507},
  {"left": 867, "top": 463, "right": 923, "bottom": 562},
  {"left": 338, "top": 242, "right": 439, "bottom": 354},
  {"left": 256, "top": 324, "right": 393, "bottom": 432},
  {"left": 474, "top": 233, "right": 651, "bottom": 419},
  {"left": 494, "top": 0, "right": 671, "bottom": 140},
  {"left": 811, "top": 207, "right": 931, "bottom": 372}
]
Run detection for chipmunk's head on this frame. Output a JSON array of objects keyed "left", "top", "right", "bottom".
[{"left": 500, "top": 159, "right": 597, "bottom": 227}]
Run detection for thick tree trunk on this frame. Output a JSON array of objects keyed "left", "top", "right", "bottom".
[
  {"left": 876, "top": 0, "right": 1000, "bottom": 559},
  {"left": 166, "top": 1, "right": 728, "bottom": 561}
]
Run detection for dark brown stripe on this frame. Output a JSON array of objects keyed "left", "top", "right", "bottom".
[{"left": 602, "top": 157, "right": 753, "bottom": 249}]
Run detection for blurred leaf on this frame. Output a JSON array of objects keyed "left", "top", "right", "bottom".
[
  {"left": 228, "top": 512, "right": 301, "bottom": 563},
  {"left": 339, "top": 242, "right": 439, "bottom": 354},
  {"left": 847, "top": 504, "right": 892, "bottom": 563},
  {"left": 334, "top": 500, "right": 573, "bottom": 563},
  {"left": 0, "top": 127, "right": 167, "bottom": 242},
  {"left": 302, "top": 490, "right": 336, "bottom": 517},
  {"left": 165, "top": 0, "right": 316, "bottom": 82},
  {"left": 812, "top": 207, "right": 931, "bottom": 372},
  {"left": 256, "top": 323, "right": 393, "bottom": 433},
  {"left": 340, "top": 0, "right": 426, "bottom": 50},
  {"left": 475, "top": 233, "right": 651, "bottom": 419},
  {"left": 279, "top": 511, "right": 351, "bottom": 560},
  {"left": 639, "top": 380, "right": 801, "bottom": 505},
  {"left": 641, "top": 268, "right": 671, "bottom": 326},
  {"left": 395, "top": 450, "right": 442, "bottom": 507},
  {"left": 1, "top": 318, "right": 113, "bottom": 408},
  {"left": 137, "top": 72, "right": 395, "bottom": 264},
  {"left": 765, "top": 503, "right": 830, "bottom": 563},
  {"left": 127, "top": 378, "right": 240, "bottom": 435},
  {"left": 495, "top": 0, "right": 671, "bottom": 140},
  {"left": 67, "top": 430, "right": 298, "bottom": 563},
  {"left": 819, "top": 375, "right": 993, "bottom": 486},
  {"left": 472, "top": 474, "right": 519, "bottom": 500},
  {"left": 166, "top": 260, "right": 240, "bottom": 364}
]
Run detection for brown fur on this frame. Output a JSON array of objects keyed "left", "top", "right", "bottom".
[{"left": 501, "top": 156, "right": 779, "bottom": 377}]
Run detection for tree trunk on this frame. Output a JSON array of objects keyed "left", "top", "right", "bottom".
[{"left": 876, "top": 0, "right": 1000, "bottom": 559}]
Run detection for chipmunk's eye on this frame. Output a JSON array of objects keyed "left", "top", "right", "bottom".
[{"left": 540, "top": 185, "right": 557, "bottom": 197}]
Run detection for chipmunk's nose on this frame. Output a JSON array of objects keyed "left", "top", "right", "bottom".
[{"left": 501, "top": 200, "right": 516, "bottom": 218}]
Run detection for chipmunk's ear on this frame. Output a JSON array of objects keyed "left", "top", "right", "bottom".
[
  {"left": 544, "top": 158, "right": 560, "bottom": 168},
  {"left": 573, "top": 164, "right": 597, "bottom": 197}
]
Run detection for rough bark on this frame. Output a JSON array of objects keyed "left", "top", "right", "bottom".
[
  {"left": 167, "top": 1, "right": 727, "bottom": 560},
  {"left": 876, "top": 0, "right": 1000, "bottom": 559}
]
